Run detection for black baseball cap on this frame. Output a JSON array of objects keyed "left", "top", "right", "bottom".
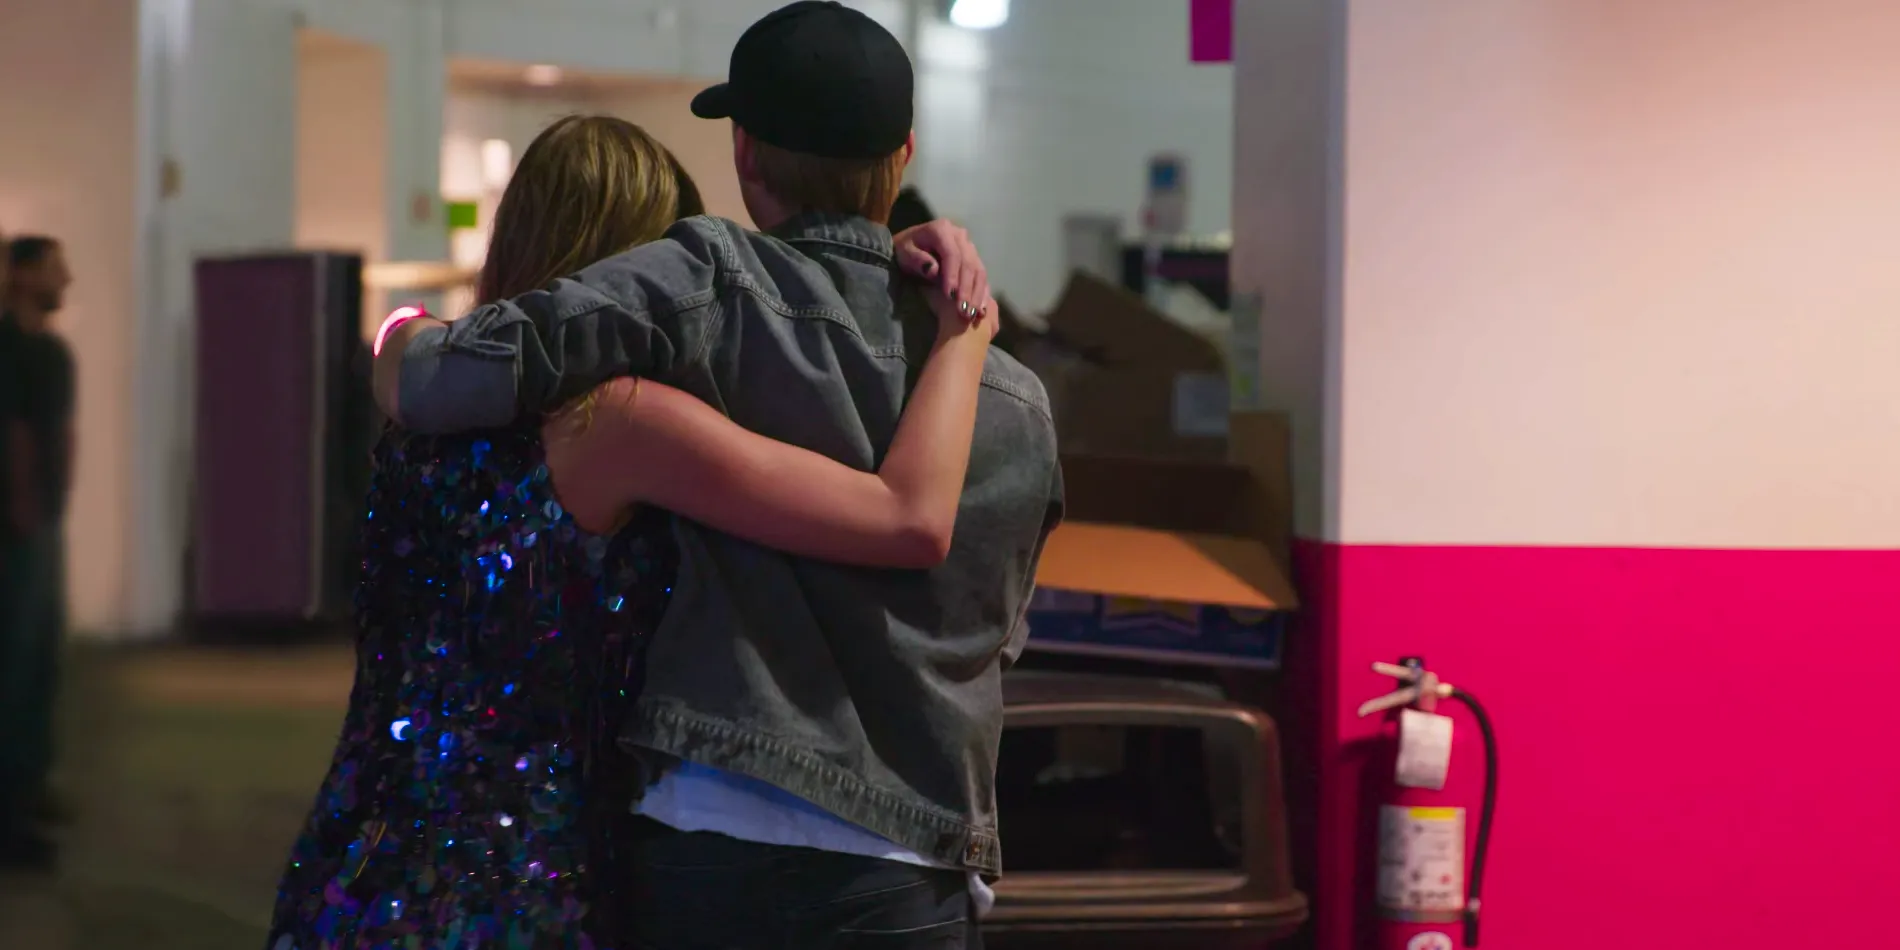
[{"left": 691, "top": 1, "right": 914, "bottom": 160}]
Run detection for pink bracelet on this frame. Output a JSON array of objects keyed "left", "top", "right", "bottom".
[{"left": 372, "top": 305, "right": 429, "bottom": 357}]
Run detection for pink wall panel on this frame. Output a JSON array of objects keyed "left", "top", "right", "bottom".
[{"left": 1282, "top": 539, "right": 1900, "bottom": 950}]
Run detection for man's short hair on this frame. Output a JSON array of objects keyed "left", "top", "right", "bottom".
[
  {"left": 8, "top": 236, "right": 59, "bottom": 269},
  {"left": 748, "top": 140, "right": 908, "bottom": 224}
]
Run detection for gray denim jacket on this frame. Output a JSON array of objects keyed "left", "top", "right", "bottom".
[{"left": 395, "top": 214, "right": 1062, "bottom": 874}]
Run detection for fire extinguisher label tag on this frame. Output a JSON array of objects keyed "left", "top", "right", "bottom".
[
  {"left": 1406, "top": 933, "right": 1455, "bottom": 950},
  {"left": 1396, "top": 708, "right": 1454, "bottom": 790},
  {"left": 1378, "top": 805, "right": 1467, "bottom": 914}
]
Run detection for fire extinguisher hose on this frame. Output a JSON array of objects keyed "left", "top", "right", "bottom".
[{"left": 1447, "top": 687, "right": 1498, "bottom": 948}]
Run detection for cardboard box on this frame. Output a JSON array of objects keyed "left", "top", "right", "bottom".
[
  {"left": 1019, "top": 272, "right": 1231, "bottom": 462},
  {"left": 990, "top": 295, "right": 1039, "bottom": 357},
  {"left": 890, "top": 186, "right": 1229, "bottom": 462},
  {"left": 1024, "top": 412, "right": 1297, "bottom": 670}
]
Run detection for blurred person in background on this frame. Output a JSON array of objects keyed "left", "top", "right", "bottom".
[
  {"left": 375, "top": 3, "right": 1059, "bottom": 946},
  {"left": 265, "top": 114, "right": 996, "bottom": 949},
  {"left": 0, "top": 234, "right": 75, "bottom": 872}
]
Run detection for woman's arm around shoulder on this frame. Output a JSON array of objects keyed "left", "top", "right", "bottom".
[{"left": 543, "top": 293, "right": 999, "bottom": 569}]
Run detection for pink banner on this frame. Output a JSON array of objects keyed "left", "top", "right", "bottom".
[{"left": 1189, "top": 0, "right": 1233, "bottom": 63}]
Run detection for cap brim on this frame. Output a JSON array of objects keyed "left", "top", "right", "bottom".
[{"left": 690, "top": 84, "right": 736, "bottom": 120}]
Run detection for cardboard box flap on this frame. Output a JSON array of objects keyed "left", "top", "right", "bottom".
[
  {"left": 888, "top": 186, "right": 1051, "bottom": 344},
  {"left": 1045, "top": 272, "right": 1224, "bottom": 372},
  {"left": 991, "top": 295, "right": 1043, "bottom": 356},
  {"left": 1036, "top": 521, "right": 1299, "bottom": 611}
]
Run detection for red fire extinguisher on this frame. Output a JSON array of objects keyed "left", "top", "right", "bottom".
[{"left": 1356, "top": 657, "right": 1499, "bottom": 950}]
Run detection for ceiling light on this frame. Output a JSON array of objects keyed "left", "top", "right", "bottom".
[
  {"left": 949, "top": 0, "right": 1008, "bottom": 30},
  {"left": 523, "top": 64, "right": 563, "bottom": 86}
]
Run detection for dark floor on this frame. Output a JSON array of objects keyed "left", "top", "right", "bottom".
[{"left": 0, "top": 644, "right": 354, "bottom": 950}]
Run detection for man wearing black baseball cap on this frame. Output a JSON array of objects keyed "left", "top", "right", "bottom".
[
  {"left": 690, "top": 0, "right": 916, "bottom": 160},
  {"left": 375, "top": 3, "right": 1062, "bottom": 946}
]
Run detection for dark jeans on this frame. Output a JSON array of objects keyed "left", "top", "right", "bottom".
[
  {"left": 0, "top": 526, "right": 62, "bottom": 835},
  {"left": 622, "top": 818, "right": 983, "bottom": 950}
]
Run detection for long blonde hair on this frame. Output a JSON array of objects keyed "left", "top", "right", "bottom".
[
  {"left": 480, "top": 115, "right": 704, "bottom": 431},
  {"left": 477, "top": 114, "right": 705, "bottom": 304}
]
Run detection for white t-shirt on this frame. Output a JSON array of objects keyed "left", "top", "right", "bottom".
[{"left": 634, "top": 761, "right": 995, "bottom": 917}]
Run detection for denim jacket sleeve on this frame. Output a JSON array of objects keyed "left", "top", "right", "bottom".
[
  {"left": 1002, "top": 458, "right": 1066, "bottom": 669},
  {"left": 395, "top": 217, "right": 728, "bottom": 433}
]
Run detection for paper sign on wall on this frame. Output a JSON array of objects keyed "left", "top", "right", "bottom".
[{"left": 1144, "top": 154, "right": 1189, "bottom": 237}]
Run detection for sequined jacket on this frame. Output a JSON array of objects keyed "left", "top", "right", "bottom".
[
  {"left": 268, "top": 428, "right": 677, "bottom": 949},
  {"left": 389, "top": 213, "right": 1063, "bottom": 875}
]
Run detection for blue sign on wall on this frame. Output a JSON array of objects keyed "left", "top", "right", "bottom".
[{"left": 1024, "top": 587, "right": 1287, "bottom": 670}]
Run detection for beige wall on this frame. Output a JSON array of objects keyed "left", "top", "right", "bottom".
[
  {"left": 1321, "top": 0, "right": 1900, "bottom": 548},
  {"left": 296, "top": 30, "right": 388, "bottom": 340},
  {"left": 443, "top": 91, "right": 594, "bottom": 172},
  {"left": 296, "top": 31, "right": 388, "bottom": 261},
  {"left": 0, "top": 0, "right": 139, "bottom": 631}
]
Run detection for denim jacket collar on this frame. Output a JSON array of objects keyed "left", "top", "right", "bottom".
[{"left": 767, "top": 213, "right": 894, "bottom": 262}]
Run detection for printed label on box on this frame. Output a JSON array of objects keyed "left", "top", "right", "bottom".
[
  {"left": 1026, "top": 588, "right": 1284, "bottom": 669},
  {"left": 1172, "top": 372, "right": 1231, "bottom": 437},
  {"left": 1028, "top": 587, "right": 1099, "bottom": 614}
]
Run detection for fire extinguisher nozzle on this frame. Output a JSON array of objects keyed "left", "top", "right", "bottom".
[
  {"left": 1354, "top": 685, "right": 1420, "bottom": 718},
  {"left": 1369, "top": 660, "right": 1418, "bottom": 681}
]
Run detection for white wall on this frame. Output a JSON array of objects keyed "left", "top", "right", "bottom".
[
  {"left": 921, "top": 0, "right": 1234, "bottom": 313},
  {"left": 0, "top": 0, "right": 141, "bottom": 634},
  {"left": 130, "top": 0, "right": 301, "bottom": 637},
  {"left": 1236, "top": 0, "right": 1900, "bottom": 551},
  {"left": 1334, "top": 0, "right": 1900, "bottom": 548},
  {"left": 1230, "top": 0, "right": 1344, "bottom": 542},
  {"left": 382, "top": 2, "right": 450, "bottom": 264}
]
